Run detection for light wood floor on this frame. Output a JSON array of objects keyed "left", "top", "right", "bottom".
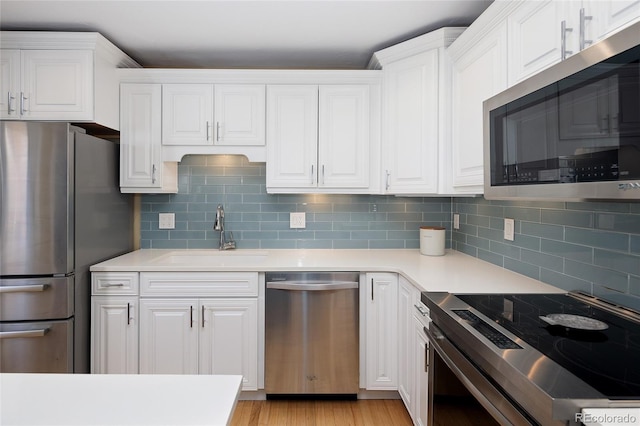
[{"left": 230, "top": 399, "right": 413, "bottom": 426}]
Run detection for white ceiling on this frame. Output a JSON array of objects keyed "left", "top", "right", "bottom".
[{"left": 0, "top": 1, "right": 493, "bottom": 69}]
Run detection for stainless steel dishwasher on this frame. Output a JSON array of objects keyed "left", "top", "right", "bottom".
[{"left": 265, "top": 272, "right": 359, "bottom": 398}]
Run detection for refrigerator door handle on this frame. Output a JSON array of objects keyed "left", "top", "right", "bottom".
[
  {"left": 0, "top": 328, "right": 50, "bottom": 339},
  {"left": 0, "top": 284, "right": 49, "bottom": 294}
]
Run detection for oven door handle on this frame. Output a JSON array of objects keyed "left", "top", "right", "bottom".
[{"left": 425, "top": 323, "right": 533, "bottom": 426}]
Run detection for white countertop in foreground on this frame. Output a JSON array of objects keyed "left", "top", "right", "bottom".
[
  {"left": 91, "top": 249, "right": 562, "bottom": 294},
  {"left": 0, "top": 373, "right": 242, "bottom": 426}
]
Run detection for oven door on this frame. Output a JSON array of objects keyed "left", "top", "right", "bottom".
[
  {"left": 425, "top": 323, "right": 536, "bottom": 426},
  {"left": 0, "top": 319, "right": 74, "bottom": 373}
]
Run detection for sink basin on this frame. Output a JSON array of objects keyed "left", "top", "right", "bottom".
[{"left": 151, "top": 250, "right": 268, "bottom": 266}]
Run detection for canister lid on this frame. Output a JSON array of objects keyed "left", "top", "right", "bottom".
[{"left": 420, "top": 226, "right": 445, "bottom": 230}]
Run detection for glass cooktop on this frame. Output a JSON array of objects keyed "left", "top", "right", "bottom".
[{"left": 457, "top": 293, "right": 640, "bottom": 400}]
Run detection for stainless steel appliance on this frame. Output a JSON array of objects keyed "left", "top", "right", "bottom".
[
  {"left": 422, "top": 291, "right": 640, "bottom": 426},
  {"left": 0, "top": 121, "right": 133, "bottom": 373},
  {"left": 483, "top": 21, "right": 640, "bottom": 201},
  {"left": 265, "top": 272, "right": 359, "bottom": 397}
]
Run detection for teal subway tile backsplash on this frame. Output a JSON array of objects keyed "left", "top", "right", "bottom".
[
  {"left": 139, "top": 155, "right": 640, "bottom": 308},
  {"left": 141, "top": 155, "right": 451, "bottom": 250},
  {"left": 453, "top": 198, "right": 640, "bottom": 309}
]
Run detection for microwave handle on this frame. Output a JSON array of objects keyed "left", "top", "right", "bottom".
[{"left": 561, "top": 20, "right": 573, "bottom": 60}]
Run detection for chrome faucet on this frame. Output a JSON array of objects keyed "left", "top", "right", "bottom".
[{"left": 213, "top": 204, "right": 236, "bottom": 250}]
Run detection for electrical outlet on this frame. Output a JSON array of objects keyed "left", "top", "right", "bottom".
[
  {"left": 290, "top": 212, "right": 306, "bottom": 229},
  {"left": 504, "top": 218, "right": 515, "bottom": 241},
  {"left": 159, "top": 213, "right": 175, "bottom": 229},
  {"left": 453, "top": 213, "right": 460, "bottom": 230}
]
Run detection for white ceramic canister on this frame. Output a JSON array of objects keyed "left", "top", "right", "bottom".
[{"left": 419, "top": 226, "right": 446, "bottom": 256}]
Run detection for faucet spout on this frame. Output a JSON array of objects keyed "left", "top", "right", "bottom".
[{"left": 213, "top": 204, "right": 235, "bottom": 250}]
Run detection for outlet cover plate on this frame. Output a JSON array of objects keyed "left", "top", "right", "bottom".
[
  {"left": 159, "top": 213, "right": 175, "bottom": 229},
  {"left": 453, "top": 213, "right": 460, "bottom": 230},
  {"left": 290, "top": 212, "right": 306, "bottom": 229},
  {"left": 504, "top": 218, "right": 515, "bottom": 241}
]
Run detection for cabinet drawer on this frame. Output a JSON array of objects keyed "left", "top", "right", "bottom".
[
  {"left": 140, "top": 272, "right": 259, "bottom": 297},
  {"left": 92, "top": 273, "right": 139, "bottom": 295}
]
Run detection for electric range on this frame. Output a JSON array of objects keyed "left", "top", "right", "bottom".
[{"left": 421, "top": 291, "right": 640, "bottom": 426}]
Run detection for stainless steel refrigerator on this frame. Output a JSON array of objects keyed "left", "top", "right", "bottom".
[{"left": 0, "top": 121, "right": 134, "bottom": 373}]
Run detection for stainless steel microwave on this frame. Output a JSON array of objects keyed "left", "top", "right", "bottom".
[{"left": 483, "top": 21, "right": 640, "bottom": 201}]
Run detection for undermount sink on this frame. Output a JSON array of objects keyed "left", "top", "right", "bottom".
[{"left": 151, "top": 250, "right": 268, "bottom": 266}]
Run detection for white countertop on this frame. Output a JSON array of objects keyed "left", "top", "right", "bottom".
[
  {"left": 0, "top": 373, "right": 242, "bottom": 426},
  {"left": 91, "top": 249, "right": 562, "bottom": 294}
]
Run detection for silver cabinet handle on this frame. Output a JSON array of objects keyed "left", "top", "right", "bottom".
[
  {"left": 127, "top": 303, "right": 131, "bottom": 325},
  {"left": 206, "top": 121, "right": 210, "bottom": 141},
  {"left": 414, "top": 304, "right": 429, "bottom": 317},
  {"left": 371, "top": 278, "right": 374, "bottom": 301},
  {"left": 561, "top": 20, "right": 573, "bottom": 60},
  {"left": 0, "top": 328, "right": 49, "bottom": 339},
  {"left": 103, "top": 283, "right": 125, "bottom": 287},
  {"left": 20, "top": 92, "right": 28, "bottom": 115},
  {"left": 579, "top": 7, "right": 593, "bottom": 51},
  {"left": 216, "top": 122, "right": 221, "bottom": 142},
  {"left": 321, "top": 164, "right": 325, "bottom": 185},
  {"left": 151, "top": 164, "right": 156, "bottom": 184},
  {"left": 311, "top": 164, "right": 315, "bottom": 185},
  {"left": 7, "top": 92, "right": 15, "bottom": 114},
  {"left": 190, "top": 305, "right": 194, "bottom": 328},
  {"left": 385, "top": 170, "right": 390, "bottom": 191},
  {"left": 0, "top": 284, "right": 48, "bottom": 293}
]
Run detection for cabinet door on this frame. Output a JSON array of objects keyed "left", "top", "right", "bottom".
[
  {"left": 21, "top": 50, "right": 93, "bottom": 120},
  {"left": 120, "top": 84, "right": 173, "bottom": 191},
  {"left": 91, "top": 297, "right": 138, "bottom": 374},
  {"left": 199, "top": 299, "right": 258, "bottom": 390},
  {"left": 588, "top": 0, "right": 640, "bottom": 44},
  {"left": 318, "top": 85, "right": 370, "bottom": 188},
  {"left": 139, "top": 299, "right": 199, "bottom": 374},
  {"left": 214, "top": 84, "right": 266, "bottom": 146},
  {"left": 507, "top": 0, "right": 569, "bottom": 85},
  {"left": 451, "top": 23, "right": 508, "bottom": 192},
  {"left": 0, "top": 49, "right": 20, "bottom": 119},
  {"left": 414, "top": 316, "right": 429, "bottom": 426},
  {"left": 162, "top": 84, "right": 214, "bottom": 146},
  {"left": 397, "top": 277, "right": 417, "bottom": 413},
  {"left": 383, "top": 51, "right": 439, "bottom": 194},
  {"left": 266, "top": 85, "right": 318, "bottom": 188},
  {"left": 364, "top": 273, "right": 398, "bottom": 390}
]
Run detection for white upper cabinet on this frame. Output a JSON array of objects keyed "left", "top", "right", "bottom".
[
  {"left": 383, "top": 51, "right": 439, "bottom": 194},
  {"left": 266, "top": 85, "right": 319, "bottom": 188},
  {"left": 318, "top": 85, "right": 370, "bottom": 188},
  {"left": 370, "top": 28, "right": 463, "bottom": 195},
  {"left": 508, "top": 0, "right": 640, "bottom": 85},
  {"left": 449, "top": 20, "right": 508, "bottom": 193},
  {"left": 162, "top": 83, "right": 266, "bottom": 147},
  {"left": 162, "top": 84, "right": 214, "bottom": 146},
  {"left": 1, "top": 31, "right": 139, "bottom": 129},
  {"left": 120, "top": 83, "right": 178, "bottom": 193},
  {"left": 266, "top": 83, "right": 374, "bottom": 193},
  {"left": 214, "top": 84, "right": 266, "bottom": 146}
]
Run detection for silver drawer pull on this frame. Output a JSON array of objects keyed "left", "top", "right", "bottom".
[
  {"left": 414, "top": 304, "right": 429, "bottom": 316},
  {"left": 0, "top": 328, "right": 50, "bottom": 339},
  {"left": 0, "top": 284, "right": 49, "bottom": 293},
  {"left": 103, "top": 283, "right": 125, "bottom": 287}
]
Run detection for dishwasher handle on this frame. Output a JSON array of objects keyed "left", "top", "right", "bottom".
[{"left": 266, "top": 281, "right": 358, "bottom": 291}]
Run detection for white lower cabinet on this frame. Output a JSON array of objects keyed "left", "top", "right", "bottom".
[
  {"left": 91, "top": 271, "right": 260, "bottom": 391},
  {"left": 398, "top": 275, "right": 431, "bottom": 425},
  {"left": 364, "top": 272, "right": 398, "bottom": 390},
  {"left": 91, "top": 296, "right": 138, "bottom": 374},
  {"left": 414, "top": 314, "right": 429, "bottom": 426},
  {"left": 139, "top": 298, "right": 258, "bottom": 389}
]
